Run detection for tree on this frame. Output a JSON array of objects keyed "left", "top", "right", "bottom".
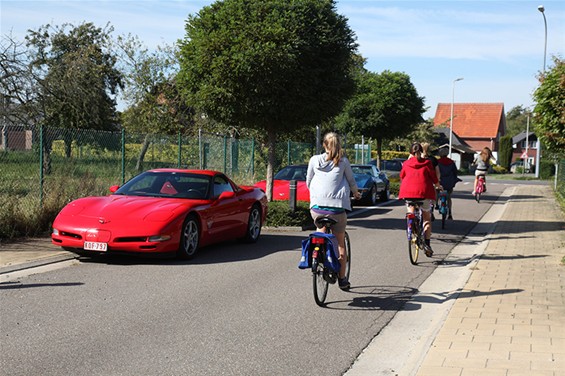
[
  {"left": 26, "top": 22, "right": 123, "bottom": 159},
  {"left": 498, "top": 135, "right": 513, "bottom": 170},
  {"left": 506, "top": 105, "right": 531, "bottom": 138},
  {"left": 334, "top": 69, "right": 425, "bottom": 166},
  {"left": 177, "top": 0, "right": 357, "bottom": 200},
  {"left": 116, "top": 36, "right": 194, "bottom": 171},
  {"left": 533, "top": 56, "right": 565, "bottom": 157}
]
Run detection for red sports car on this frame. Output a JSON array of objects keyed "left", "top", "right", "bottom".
[
  {"left": 254, "top": 165, "right": 310, "bottom": 202},
  {"left": 51, "top": 169, "right": 268, "bottom": 259}
]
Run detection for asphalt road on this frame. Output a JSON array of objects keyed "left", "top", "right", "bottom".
[{"left": 0, "top": 178, "right": 519, "bottom": 375}]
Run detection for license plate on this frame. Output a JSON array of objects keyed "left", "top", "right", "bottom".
[{"left": 84, "top": 241, "right": 108, "bottom": 252}]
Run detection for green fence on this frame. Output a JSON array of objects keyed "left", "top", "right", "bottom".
[
  {"left": 556, "top": 159, "right": 565, "bottom": 201},
  {"left": 0, "top": 125, "right": 313, "bottom": 239}
]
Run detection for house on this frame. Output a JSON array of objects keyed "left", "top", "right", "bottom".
[
  {"left": 433, "top": 103, "right": 506, "bottom": 156},
  {"left": 1, "top": 125, "right": 32, "bottom": 151},
  {"left": 511, "top": 131, "right": 538, "bottom": 172},
  {"left": 433, "top": 127, "right": 476, "bottom": 170}
]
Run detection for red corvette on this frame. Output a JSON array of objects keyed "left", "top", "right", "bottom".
[
  {"left": 51, "top": 169, "right": 268, "bottom": 259},
  {"left": 254, "top": 165, "right": 310, "bottom": 202}
]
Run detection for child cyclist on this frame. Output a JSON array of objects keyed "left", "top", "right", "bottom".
[
  {"left": 472, "top": 147, "right": 495, "bottom": 195},
  {"left": 398, "top": 142, "right": 442, "bottom": 256}
]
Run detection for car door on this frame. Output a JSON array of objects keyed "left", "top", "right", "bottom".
[{"left": 206, "top": 174, "right": 244, "bottom": 239}]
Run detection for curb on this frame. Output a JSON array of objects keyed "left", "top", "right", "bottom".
[{"left": 0, "top": 253, "right": 78, "bottom": 275}]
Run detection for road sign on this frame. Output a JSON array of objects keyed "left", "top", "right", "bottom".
[{"left": 521, "top": 152, "right": 528, "bottom": 159}]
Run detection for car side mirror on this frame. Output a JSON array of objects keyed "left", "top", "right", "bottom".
[
  {"left": 109, "top": 185, "right": 120, "bottom": 193},
  {"left": 218, "top": 191, "right": 235, "bottom": 200}
]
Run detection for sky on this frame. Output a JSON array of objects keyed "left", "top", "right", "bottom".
[{"left": 2, "top": 0, "right": 564, "bottom": 119}]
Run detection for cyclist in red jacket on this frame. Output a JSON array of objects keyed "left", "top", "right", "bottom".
[{"left": 398, "top": 142, "right": 442, "bottom": 256}]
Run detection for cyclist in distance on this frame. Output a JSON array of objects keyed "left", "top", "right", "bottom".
[
  {"left": 437, "top": 147, "right": 460, "bottom": 219},
  {"left": 306, "top": 132, "right": 361, "bottom": 290},
  {"left": 398, "top": 142, "right": 442, "bottom": 256},
  {"left": 472, "top": 147, "right": 495, "bottom": 195}
]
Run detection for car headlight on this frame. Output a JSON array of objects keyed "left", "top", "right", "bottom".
[{"left": 52, "top": 228, "right": 59, "bottom": 235}]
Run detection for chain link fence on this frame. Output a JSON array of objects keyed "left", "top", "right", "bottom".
[{"left": 0, "top": 124, "right": 313, "bottom": 239}]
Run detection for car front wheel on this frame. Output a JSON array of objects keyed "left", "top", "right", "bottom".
[
  {"left": 242, "top": 204, "right": 262, "bottom": 243},
  {"left": 178, "top": 215, "right": 200, "bottom": 259}
]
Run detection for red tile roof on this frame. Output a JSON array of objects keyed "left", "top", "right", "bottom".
[{"left": 433, "top": 103, "right": 504, "bottom": 138}]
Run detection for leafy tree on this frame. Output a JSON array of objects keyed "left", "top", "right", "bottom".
[
  {"left": 506, "top": 105, "right": 531, "bottom": 138},
  {"left": 334, "top": 69, "right": 425, "bottom": 166},
  {"left": 177, "top": 0, "right": 358, "bottom": 200},
  {"left": 533, "top": 56, "right": 565, "bottom": 157},
  {"left": 26, "top": 22, "right": 123, "bottom": 161},
  {"left": 498, "top": 135, "right": 513, "bottom": 170},
  {"left": 116, "top": 36, "right": 195, "bottom": 171}
]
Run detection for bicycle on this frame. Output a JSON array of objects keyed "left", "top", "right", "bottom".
[
  {"left": 309, "top": 217, "right": 351, "bottom": 307},
  {"left": 475, "top": 175, "right": 486, "bottom": 203},
  {"left": 405, "top": 200, "right": 431, "bottom": 265},
  {"left": 437, "top": 190, "right": 449, "bottom": 229}
]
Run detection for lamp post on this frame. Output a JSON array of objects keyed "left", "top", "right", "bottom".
[
  {"left": 448, "top": 77, "right": 464, "bottom": 160},
  {"left": 538, "top": 5, "right": 547, "bottom": 72},
  {"left": 536, "top": 5, "right": 547, "bottom": 179}
]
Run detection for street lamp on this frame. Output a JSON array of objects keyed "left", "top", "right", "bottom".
[
  {"left": 538, "top": 5, "right": 547, "bottom": 72},
  {"left": 448, "top": 77, "right": 464, "bottom": 159}
]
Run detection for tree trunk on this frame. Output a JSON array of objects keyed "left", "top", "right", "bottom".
[
  {"left": 376, "top": 137, "right": 383, "bottom": 168},
  {"left": 266, "top": 126, "right": 277, "bottom": 202},
  {"left": 136, "top": 134, "right": 151, "bottom": 172}
]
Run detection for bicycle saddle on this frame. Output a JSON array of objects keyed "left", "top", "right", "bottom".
[
  {"left": 405, "top": 200, "right": 424, "bottom": 207},
  {"left": 315, "top": 217, "right": 338, "bottom": 228}
]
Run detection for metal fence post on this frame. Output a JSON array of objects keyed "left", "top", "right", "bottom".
[
  {"left": 223, "top": 135, "right": 227, "bottom": 173},
  {"left": 199, "top": 128, "right": 202, "bottom": 170},
  {"left": 121, "top": 128, "right": 125, "bottom": 185},
  {"left": 39, "top": 125, "right": 44, "bottom": 208},
  {"left": 178, "top": 131, "right": 182, "bottom": 168}
]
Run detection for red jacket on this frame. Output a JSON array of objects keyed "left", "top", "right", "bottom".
[{"left": 398, "top": 157, "right": 438, "bottom": 200}]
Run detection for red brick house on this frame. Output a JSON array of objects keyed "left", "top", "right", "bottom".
[{"left": 433, "top": 103, "right": 506, "bottom": 154}]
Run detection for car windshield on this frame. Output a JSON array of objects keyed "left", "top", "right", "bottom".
[
  {"left": 115, "top": 172, "right": 212, "bottom": 199},
  {"left": 352, "top": 166, "right": 373, "bottom": 175},
  {"left": 274, "top": 166, "right": 307, "bottom": 181},
  {"left": 382, "top": 160, "right": 402, "bottom": 171}
]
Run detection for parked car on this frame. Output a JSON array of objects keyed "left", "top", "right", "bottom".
[
  {"left": 51, "top": 169, "right": 268, "bottom": 259},
  {"left": 510, "top": 160, "right": 531, "bottom": 173},
  {"left": 253, "top": 164, "right": 310, "bottom": 202},
  {"left": 350, "top": 164, "right": 390, "bottom": 205},
  {"left": 375, "top": 158, "right": 405, "bottom": 179}
]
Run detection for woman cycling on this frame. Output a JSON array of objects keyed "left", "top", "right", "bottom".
[
  {"left": 306, "top": 132, "right": 361, "bottom": 290},
  {"left": 437, "top": 147, "right": 460, "bottom": 219},
  {"left": 472, "top": 147, "right": 495, "bottom": 195},
  {"left": 398, "top": 142, "right": 441, "bottom": 256}
]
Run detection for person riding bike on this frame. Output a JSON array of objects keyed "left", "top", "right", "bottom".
[
  {"left": 398, "top": 142, "right": 442, "bottom": 256},
  {"left": 306, "top": 132, "right": 361, "bottom": 290},
  {"left": 472, "top": 147, "right": 495, "bottom": 195},
  {"left": 437, "top": 147, "right": 460, "bottom": 219}
]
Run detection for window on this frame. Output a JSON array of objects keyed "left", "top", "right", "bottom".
[{"left": 213, "top": 175, "right": 234, "bottom": 198}]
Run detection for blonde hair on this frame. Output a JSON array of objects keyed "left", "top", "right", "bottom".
[
  {"left": 323, "top": 132, "right": 344, "bottom": 166},
  {"left": 480, "top": 147, "right": 493, "bottom": 163},
  {"left": 421, "top": 142, "right": 431, "bottom": 157}
]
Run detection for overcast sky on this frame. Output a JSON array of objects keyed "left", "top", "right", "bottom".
[{"left": 2, "top": 0, "right": 564, "bottom": 119}]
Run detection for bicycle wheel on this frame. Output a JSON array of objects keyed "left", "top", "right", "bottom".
[
  {"left": 312, "top": 253, "right": 329, "bottom": 307},
  {"left": 408, "top": 218, "right": 420, "bottom": 265},
  {"left": 344, "top": 231, "right": 351, "bottom": 281},
  {"left": 475, "top": 190, "right": 481, "bottom": 203},
  {"left": 441, "top": 211, "right": 446, "bottom": 229}
]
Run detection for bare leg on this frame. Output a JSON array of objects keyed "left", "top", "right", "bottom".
[{"left": 333, "top": 231, "right": 347, "bottom": 279}]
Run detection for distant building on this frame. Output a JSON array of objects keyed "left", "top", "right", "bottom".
[
  {"left": 1, "top": 125, "right": 32, "bottom": 151},
  {"left": 433, "top": 127, "right": 475, "bottom": 170},
  {"left": 433, "top": 103, "right": 506, "bottom": 154},
  {"left": 512, "top": 131, "right": 538, "bottom": 172}
]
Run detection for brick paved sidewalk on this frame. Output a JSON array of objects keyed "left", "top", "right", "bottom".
[{"left": 417, "top": 185, "right": 565, "bottom": 376}]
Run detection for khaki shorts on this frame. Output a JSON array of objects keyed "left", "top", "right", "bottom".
[
  {"left": 310, "top": 210, "right": 347, "bottom": 233},
  {"left": 404, "top": 198, "right": 433, "bottom": 212}
]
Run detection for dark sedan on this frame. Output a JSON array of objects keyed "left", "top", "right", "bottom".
[{"left": 351, "top": 164, "right": 390, "bottom": 205}]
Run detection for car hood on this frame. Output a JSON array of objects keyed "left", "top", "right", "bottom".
[
  {"left": 254, "top": 180, "right": 309, "bottom": 201},
  {"left": 354, "top": 174, "right": 372, "bottom": 187},
  {"left": 55, "top": 195, "right": 204, "bottom": 225}
]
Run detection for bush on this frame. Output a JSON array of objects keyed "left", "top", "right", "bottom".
[
  {"left": 264, "top": 200, "right": 312, "bottom": 228},
  {"left": 539, "top": 160, "right": 556, "bottom": 179}
]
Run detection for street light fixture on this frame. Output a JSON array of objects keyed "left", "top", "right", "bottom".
[
  {"left": 448, "top": 77, "right": 464, "bottom": 160},
  {"left": 538, "top": 5, "right": 547, "bottom": 72}
]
